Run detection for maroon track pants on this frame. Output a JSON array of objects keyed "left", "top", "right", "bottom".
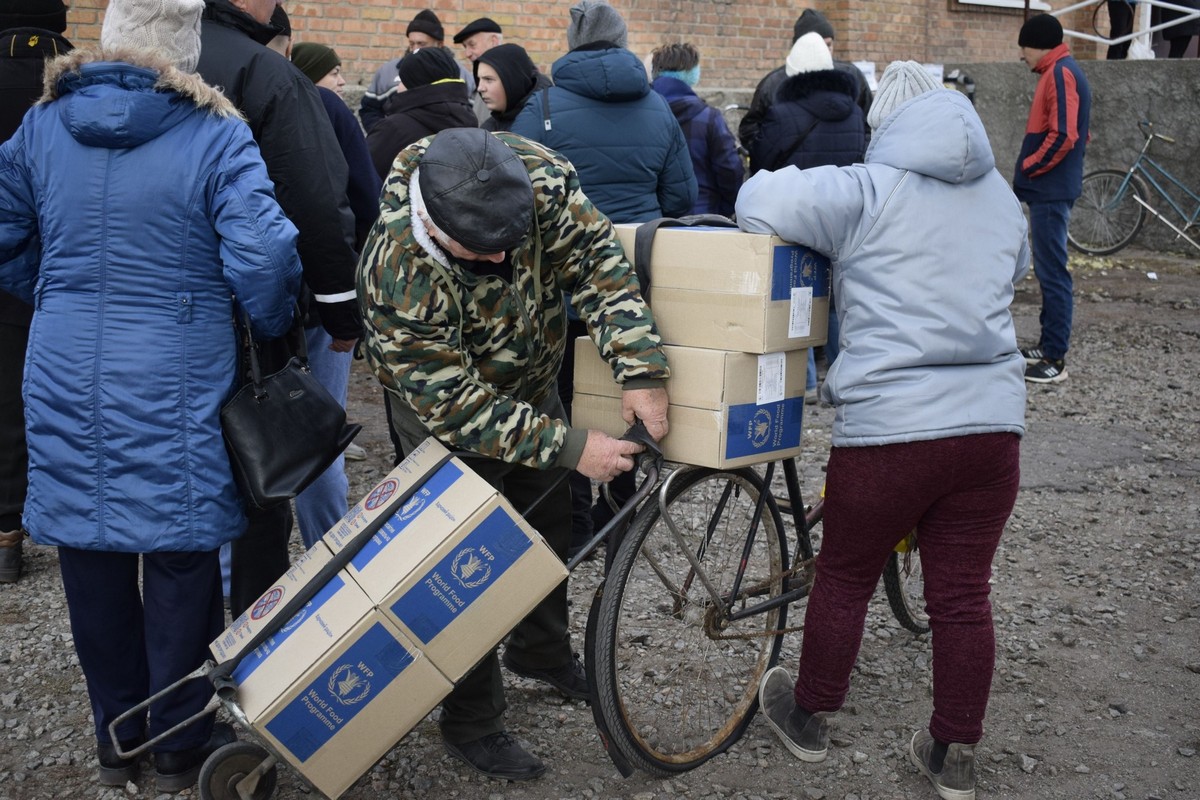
[{"left": 793, "top": 432, "right": 1021, "bottom": 744}]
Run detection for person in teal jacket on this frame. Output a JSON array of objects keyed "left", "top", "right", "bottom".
[{"left": 0, "top": 0, "right": 301, "bottom": 790}]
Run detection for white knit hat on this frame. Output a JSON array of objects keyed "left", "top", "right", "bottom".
[
  {"left": 785, "top": 32, "right": 833, "bottom": 77},
  {"left": 101, "top": 0, "right": 204, "bottom": 73},
  {"left": 866, "top": 60, "right": 942, "bottom": 129}
]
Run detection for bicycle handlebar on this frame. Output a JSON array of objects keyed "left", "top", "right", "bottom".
[{"left": 1138, "top": 119, "right": 1176, "bottom": 144}]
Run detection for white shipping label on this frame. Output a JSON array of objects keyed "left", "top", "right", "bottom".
[
  {"left": 788, "top": 287, "right": 814, "bottom": 339},
  {"left": 756, "top": 353, "right": 786, "bottom": 406}
]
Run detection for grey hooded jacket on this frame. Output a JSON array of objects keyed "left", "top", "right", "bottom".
[{"left": 736, "top": 90, "right": 1029, "bottom": 447}]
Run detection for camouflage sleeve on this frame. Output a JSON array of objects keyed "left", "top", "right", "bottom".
[
  {"left": 499, "top": 133, "right": 671, "bottom": 387},
  {"left": 357, "top": 147, "right": 570, "bottom": 469}
]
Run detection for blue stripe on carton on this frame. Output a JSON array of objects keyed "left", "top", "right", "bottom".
[
  {"left": 725, "top": 397, "right": 804, "bottom": 459},
  {"left": 265, "top": 621, "right": 414, "bottom": 763},
  {"left": 770, "top": 246, "right": 830, "bottom": 301},
  {"left": 232, "top": 574, "right": 346, "bottom": 685},
  {"left": 388, "top": 506, "right": 532, "bottom": 644},
  {"left": 350, "top": 461, "right": 464, "bottom": 572}
]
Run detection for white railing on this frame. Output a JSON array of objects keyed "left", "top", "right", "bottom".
[{"left": 1053, "top": 0, "right": 1200, "bottom": 47}]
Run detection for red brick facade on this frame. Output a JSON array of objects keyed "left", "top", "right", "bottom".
[{"left": 63, "top": 1, "right": 1105, "bottom": 89}]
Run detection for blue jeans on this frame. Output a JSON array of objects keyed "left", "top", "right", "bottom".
[
  {"left": 293, "top": 325, "right": 352, "bottom": 548},
  {"left": 1028, "top": 200, "right": 1074, "bottom": 361}
]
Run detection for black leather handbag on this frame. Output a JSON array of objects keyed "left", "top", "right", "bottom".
[{"left": 220, "top": 311, "right": 361, "bottom": 509}]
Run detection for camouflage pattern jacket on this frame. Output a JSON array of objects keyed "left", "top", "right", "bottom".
[{"left": 357, "top": 132, "right": 669, "bottom": 470}]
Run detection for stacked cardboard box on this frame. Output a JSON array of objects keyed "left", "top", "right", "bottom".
[
  {"left": 572, "top": 226, "right": 828, "bottom": 469},
  {"left": 210, "top": 438, "right": 569, "bottom": 799}
]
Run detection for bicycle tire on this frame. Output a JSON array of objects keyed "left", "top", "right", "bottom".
[
  {"left": 882, "top": 547, "right": 930, "bottom": 635},
  {"left": 592, "top": 466, "right": 789, "bottom": 776},
  {"left": 1068, "top": 169, "right": 1148, "bottom": 255}
]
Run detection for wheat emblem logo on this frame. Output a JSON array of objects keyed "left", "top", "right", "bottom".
[{"left": 450, "top": 547, "right": 492, "bottom": 589}]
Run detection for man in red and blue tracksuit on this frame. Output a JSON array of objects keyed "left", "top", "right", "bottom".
[{"left": 1013, "top": 13, "right": 1091, "bottom": 384}]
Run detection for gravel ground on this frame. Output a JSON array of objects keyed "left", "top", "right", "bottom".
[{"left": 2, "top": 247, "right": 1198, "bottom": 800}]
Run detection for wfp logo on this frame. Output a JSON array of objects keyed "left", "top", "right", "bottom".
[
  {"left": 748, "top": 409, "right": 772, "bottom": 449},
  {"left": 798, "top": 250, "right": 821, "bottom": 281},
  {"left": 280, "top": 605, "right": 308, "bottom": 633},
  {"left": 328, "top": 665, "right": 371, "bottom": 705},
  {"left": 398, "top": 491, "right": 427, "bottom": 521},
  {"left": 365, "top": 479, "right": 399, "bottom": 511},
  {"left": 450, "top": 547, "right": 492, "bottom": 589}
]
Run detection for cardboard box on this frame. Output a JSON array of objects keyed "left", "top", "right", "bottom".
[
  {"left": 378, "top": 497, "right": 567, "bottom": 682},
  {"left": 614, "top": 224, "right": 829, "bottom": 354},
  {"left": 572, "top": 339, "right": 806, "bottom": 469},
  {"left": 251, "top": 612, "right": 449, "bottom": 800}
]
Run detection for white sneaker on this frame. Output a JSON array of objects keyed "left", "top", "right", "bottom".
[{"left": 344, "top": 442, "right": 367, "bottom": 461}]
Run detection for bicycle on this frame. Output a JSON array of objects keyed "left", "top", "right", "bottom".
[
  {"left": 1067, "top": 119, "right": 1200, "bottom": 255},
  {"left": 586, "top": 455, "right": 928, "bottom": 777}
]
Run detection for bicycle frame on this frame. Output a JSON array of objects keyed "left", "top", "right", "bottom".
[{"left": 1116, "top": 126, "right": 1200, "bottom": 251}]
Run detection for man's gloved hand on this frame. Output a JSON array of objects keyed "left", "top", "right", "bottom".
[{"left": 576, "top": 429, "right": 645, "bottom": 482}]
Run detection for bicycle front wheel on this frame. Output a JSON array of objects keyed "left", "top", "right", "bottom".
[
  {"left": 882, "top": 544, "right": 930, "bottom": 635},
  {"left": 1068, "top": 169, "right": 1148, "bottom": 255},
  {"left": 592, "top": 466, "right": 789, "bottom": 775}
]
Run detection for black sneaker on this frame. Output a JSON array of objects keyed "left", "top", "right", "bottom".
[
  {"left": 154, "top": 722, "right": 237, "bottom": 793},
  {"left": 97, "top": 736, "right": 145, "bottom": 786},
  {"left": 910, "top": 729, "right": 976, "bottom": 800},
  {"left": 757, "top": 666, "right": 828, "bottom": 762},
  {"left": 443, "top": 731, "right": 546, "bottom": 781},
  {"left": 502, "top": 650, "right": 589, "bottom": 701},
  {"left": 1024, "top": 358, "right": 1068, "bottom": 384},
  {"left": 1019, "top": 346, "right": 1045, "bottom": 364}
]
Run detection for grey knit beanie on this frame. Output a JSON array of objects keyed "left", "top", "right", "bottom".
[
  {"left": 567, "top": 0, "right": 628, "bottom": 49},
  {"left": 866, "top": 60, "right": 942, "bottom": 130},
  {"left": 101, "top": 0, "right": 204, "bottom": 73}
]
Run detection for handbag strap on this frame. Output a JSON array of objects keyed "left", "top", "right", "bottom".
[
  {"left": 238, "top": 304, "right": 307, "bottom": 397},
  {"left": 769, "top": 117, "right": 822, "bottom": 172}
]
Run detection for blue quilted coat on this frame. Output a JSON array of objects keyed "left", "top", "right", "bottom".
[{"left": 0, "top": 51, "right": 301, "bottom": 552}]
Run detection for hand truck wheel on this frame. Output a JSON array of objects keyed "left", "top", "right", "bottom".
[{"left": 197, "top": 740, "right": 278, "bottom": 800}]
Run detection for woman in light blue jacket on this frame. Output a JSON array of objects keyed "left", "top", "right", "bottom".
[
  {"left": 0, "top": 0, "right": 301, "bottom": 790},
  {"left": 738, "top": 63, "right": 1028, "bottom": 800}
]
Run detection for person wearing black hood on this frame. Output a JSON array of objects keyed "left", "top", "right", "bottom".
[
  {"left": 196, "top": 0, "right": 362, "bottom": 618},
  {"left": 474, "top": 43, "right": 550, "bottom": 132},
  {"left": 366, "top": 46, "right": 476, "bottom": 180},
  {"left": 0, "top": 0, "right": 73, "bottom": 584}
]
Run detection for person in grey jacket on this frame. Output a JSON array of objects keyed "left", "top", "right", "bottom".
[{"left": 737, "top": 62, "right": 1029, "bottom": 800}]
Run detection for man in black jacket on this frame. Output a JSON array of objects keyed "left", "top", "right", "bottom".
[
  {"left": 0, "top": 0, "right": 73, "bottom": 584},
  {"left": 739, "top": 8, "right": 872, "bottom": 150},
  {"left": 197, "top": 0, "right": 361, "bottom": 616}
]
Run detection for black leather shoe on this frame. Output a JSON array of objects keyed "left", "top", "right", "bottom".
[
  {"left": 97, "top": 736, "right": 144, "bottom": 786},
  {"left": 443, "top": 731, "right": 546, "bottom": 781},
  {"left": 154, "top": 722, "right": 236, "bottom": 793},
  {"left": 502, "top": 650, "right": 589, "bottom": 702}
]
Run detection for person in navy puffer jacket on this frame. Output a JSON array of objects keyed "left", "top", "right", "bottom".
[
  {"left": 0, "top": 0, "right": 301, "bottom": 790},
  {"left": 650, "top": 42, "right": 743, "bottom": 216}
]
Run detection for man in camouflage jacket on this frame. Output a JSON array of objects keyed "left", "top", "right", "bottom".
[{"left": 357, "top": 128, "right": 668, "bottom": 780}]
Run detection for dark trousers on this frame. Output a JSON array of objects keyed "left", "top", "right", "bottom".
[
  {"left": 0, "top": 323, "right": 28, "bottom": 532},
  {"left": 1028, "top": 200, "right": 1075, "bottom": 361},
  {"left": 386, "top": 393, "right": 574, "bottom": 743},
  {"left": 58, "top": 547, "right": 223, "bottom": 751},
  {"left": 793, "top": 433, "right": 1020, "bottom": 745},
  {"left": 1106, "top": 0, "right": 1135, "bottom": 59}
]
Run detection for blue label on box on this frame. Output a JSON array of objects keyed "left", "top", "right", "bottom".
[
  {"left": 232, "top": 574, "right": 346, "bottom": 685},
  {"left": 770, "top": 246, "right": 830, "bottom": 301},
  {"left": 389, "top": 507, "right": 532, "bottom": 644},
  {"left": 350, "top": 461, "right": 464, "bottom": 572},
  {"left": 725, "top": 397, "right": 804, "bottom": 459},
  {"left": 265, "top": 621, "right": 414, "bottom": 763}
]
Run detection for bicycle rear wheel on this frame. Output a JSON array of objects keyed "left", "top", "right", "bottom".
[
  {"left": 1068, "top": 169, "right": 1148, "bottom": 255},
  {"left": 882, "top": 541, "right": 930, "bottom": 635},
  {"left": 592, "top": 466, "right": 789, "bottom": 775}
]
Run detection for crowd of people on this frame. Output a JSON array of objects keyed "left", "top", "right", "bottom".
[{"left": 0, "top": 0, "right": 1174, "bottom": 797}]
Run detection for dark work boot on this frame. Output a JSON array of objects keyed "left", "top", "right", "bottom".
[
  {"left": 0, "top": 529, "right": 24, "bottom": 583},
  {"left": 443, "top": 731, "right": 546, "bottom": 780},
  {"left": 154, "top": 722, "right": 237, "bottom": 793},
  {"left": 97, "top": 736, "right": 145, "bottom": 786}
]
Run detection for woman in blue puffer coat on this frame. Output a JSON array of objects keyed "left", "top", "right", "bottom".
[{"left": 0, "top": 1, "right": 301, "bottom": 791}]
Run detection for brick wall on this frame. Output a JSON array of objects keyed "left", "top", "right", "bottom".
[{"left": 63, "top": 1, "right": 1108, "bottom": 92}]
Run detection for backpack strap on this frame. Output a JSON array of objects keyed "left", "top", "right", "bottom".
[{"left": 541, "top": 86, "right": 552, "bottom": 131}]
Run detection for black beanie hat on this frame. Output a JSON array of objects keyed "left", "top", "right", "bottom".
[
  {"left": 292, "top": 42, "right": 340, "bottom": 85},
  {"left": 474, "top": 44, "right": 538, "bottom": 111},
  {"left": 419, "top": 128, "right": 534, "bottom": 254},
  {"left": 792, "top": 8, "right": 834, "bottom": 44},
  {"left": 453, "top": 17, "right": 502, "bottom": 45},
  {"left": 0, "top": 0, "right": 68, "bottom": 33},
  {"left": 398, "top": 46, "right": 460, "bottom": 89},
  {"left": 1018, "top": 13, "right": 1063, "bottom": 49},
  {"left": 407, "top": 9, "right": 444, "bottom": 42}
]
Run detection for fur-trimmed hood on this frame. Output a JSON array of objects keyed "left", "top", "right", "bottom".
[{"left": 39, "top": 48, "right": 240, "bottom": 120}]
